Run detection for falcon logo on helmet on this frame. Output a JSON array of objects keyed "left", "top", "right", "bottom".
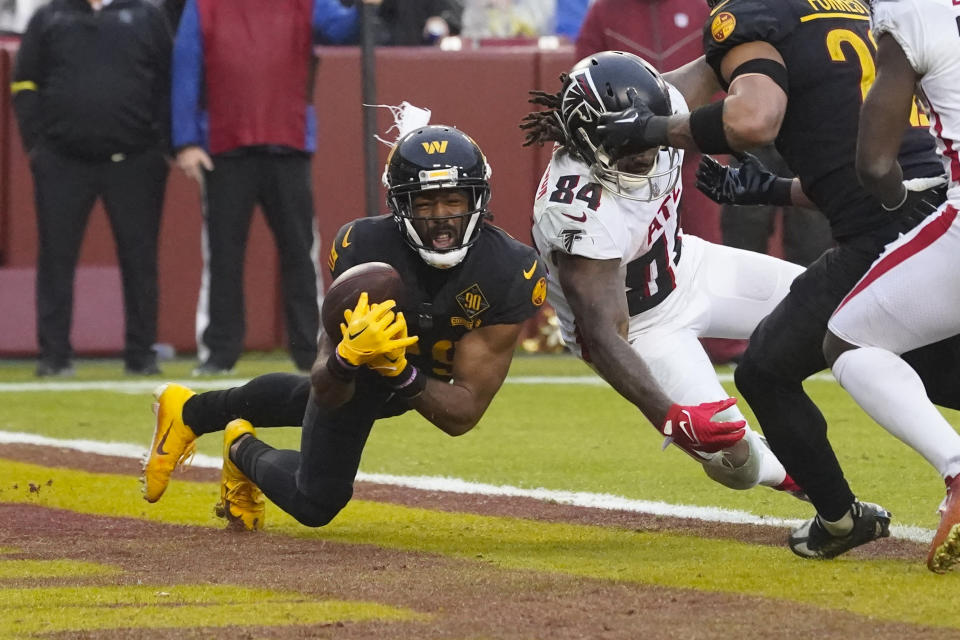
[
  {"left": 559, "top": 51, "right": 682, "bottom": 202},
  {"left": 383, "top": 125, "right": 492, "bottom": 269}
]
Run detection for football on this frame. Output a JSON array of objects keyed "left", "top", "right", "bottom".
[{"left": 321, "top": 262, "right": 406, "bottom": 338}]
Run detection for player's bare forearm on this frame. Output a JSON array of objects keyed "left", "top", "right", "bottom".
[
  {"left": 856, "top": 34, "right": 916, "bottom": 208},
  {"left": 409, "top": 323, "right": 519, "bottom": 436},
  {"left": 555, "top": 253, "right": 672, "bottom": 426},
  {"left": 584, "top": 326, "right": 671, "bottom": 426},
  {"left": 663, "top": 56, "right": 720, "bottom": 111},
  {"left": 789, "top": 179, "right": 816, "bottom": 209},
  {"left": 664, "top": 113, "right": 698, "bottom": 151}
]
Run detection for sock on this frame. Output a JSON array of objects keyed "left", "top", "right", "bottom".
[
  {"left": 820, "top": 506, "right": 854, "bottom": 536},
  {"left": 747, "top": 429, "right": 788, "bottom": 488},
  {"left": 834, "top": 347, "right": 960, "bottom": 479}
]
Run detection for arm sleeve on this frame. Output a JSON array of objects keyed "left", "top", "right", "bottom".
[
  {"left": 171, "top": 0, "right": 205, "bottom": 149},
  {"left": 701, "top": 0, "right": 790, "bottom": 84},
  {"left": 492, "top": 249, "right": 547, "bottom": 325},
  {"left": 10, "top": 8, "right": 47, "bottom": 152},
  {"left": 313, "top": 0, "right": 359, "bottom": 44}
]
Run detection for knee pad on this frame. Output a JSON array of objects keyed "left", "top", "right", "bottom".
[{"left": 701, "top": 429, "right": 764, "bottom": 490}]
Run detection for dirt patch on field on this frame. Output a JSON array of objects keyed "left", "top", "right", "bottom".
[{"left": 0, "top": 444, "right": 949, "bottom": 639}]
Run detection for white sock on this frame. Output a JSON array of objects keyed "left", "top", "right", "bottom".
[
  {"left": 745, "top": 429, "right": 788, "bottom": 487},
  {"left": 820, "top": 507, "right": 854, "bottom": 536},
  {"left": 834, "top": 347, "right": 960, "bottom": 479}
]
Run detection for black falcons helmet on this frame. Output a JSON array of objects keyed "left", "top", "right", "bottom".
[
  {"left": 560, "top": 51, "right": 681, "bottom": 201},
  {"left": 383, "top": 125, "right": 492, "bottom": 269}
]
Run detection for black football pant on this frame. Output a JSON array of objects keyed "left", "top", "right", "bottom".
[
  {"left": 198, "top": 152, "right": 321, "bottom": 371},
  {"left": 736, "top": 218, "right": 960, "bottom": 521},
  {"left": 185, "top": 371, "right": 409, "bottom": 527},
  {"left": 30, "top": 145, "right": 168, "bottom": 369}
]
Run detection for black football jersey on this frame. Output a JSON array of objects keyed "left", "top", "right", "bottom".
[
  {"left": 328, "top": 215, "right": 547, "bottom": 381},
  {"left": 702, "top": 0, "right": 942, "bottom": 240}
]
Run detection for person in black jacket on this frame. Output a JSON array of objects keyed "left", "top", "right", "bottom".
[
  {"left": 377, "top": 0, "right": 462, "bottom": 45},
  {"left": 11, "top": 0, "right": 173, "bottom": 376}
]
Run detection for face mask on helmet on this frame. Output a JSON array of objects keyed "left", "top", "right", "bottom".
[
  {"left": 559, "top": 51, "right": 682, "bottom": 201},
  {"left": 383, "top": 125, "right": 492, "bottom": 269}
]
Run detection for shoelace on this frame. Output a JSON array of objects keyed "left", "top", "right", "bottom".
[{"left": 176, "top": 441, "right": 197, "bottom": 469}]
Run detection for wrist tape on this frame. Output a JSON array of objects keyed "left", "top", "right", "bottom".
[
  {"left": 388, "top": 363, "right": 427, "bottom": 400},
  {"left": 326, "top": 350, "right": 358, "bottom": 383}
]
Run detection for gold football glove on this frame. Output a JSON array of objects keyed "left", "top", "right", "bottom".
[
  {"left": 336, "top": 292, "right": 417, "bottom": 366},
  {"left": 367, "top": 311, "right": 418, "bottom": 377}
]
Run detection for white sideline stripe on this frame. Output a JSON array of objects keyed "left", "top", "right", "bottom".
[
  {"left": 0, "top": 429, "right": 929, "bottom": 544},
  {"left": 0, "top": 372, "right": 836, "bottom": 394}
]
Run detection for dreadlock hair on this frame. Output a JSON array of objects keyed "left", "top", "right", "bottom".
[{"left": 519, "top": 72, "right": 569, "bottom": 148}]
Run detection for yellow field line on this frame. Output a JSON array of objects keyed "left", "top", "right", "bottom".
[{"left": 1, "top": 459, "right": 955, "bottom": 630}]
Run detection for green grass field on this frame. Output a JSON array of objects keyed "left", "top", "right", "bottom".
[
  {"left": 4, "top": 352, "right": 960, "bottom": 637},
  {"left": 0, "top": 352, "right": 954, "bottom": 529}
]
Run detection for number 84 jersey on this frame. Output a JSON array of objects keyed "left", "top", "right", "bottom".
[{"left": 531, "top": 146, "right": 684, "bottom": 352}]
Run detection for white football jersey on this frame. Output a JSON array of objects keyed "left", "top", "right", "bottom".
[
  {"left": 872, "top": 0, "right": 960, "bottom": 201},
  {"left": 531, "top": 86, "right": 688, "bottom": 352}
]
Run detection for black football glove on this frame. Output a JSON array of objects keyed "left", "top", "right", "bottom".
[
  {"left": 696, "top": 153, "right": 792, "bottom": 206},
  {"left": 595, "top": 89, "right": 669, "bottom": 161},
  {"left": 885, "top": 181, "right": 947, "bottom": 228}
]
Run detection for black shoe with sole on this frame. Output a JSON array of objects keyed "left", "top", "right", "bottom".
[{"left": 789, "top": 501, "right": 891, "bottom": 559}]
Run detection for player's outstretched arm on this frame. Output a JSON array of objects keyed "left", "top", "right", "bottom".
[
  {"left": 596, "top": 42, "right": 787, "bottom": 159},
  {"left": 555, "top": 252, "right": 746, "bottom": 448},
  {"left": 553, "top": 252, "right": 673, "bottom": 425},
  {"left": 409, "top": 322, "right": 523, "bottom": 437}
]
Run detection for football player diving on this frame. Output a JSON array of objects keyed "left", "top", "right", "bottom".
[
  {"left": 521, "top": 51, "right": 807, "bottom": 499},
  {"left": 141, "top": 123, "right": 742, "bottom": 531}
]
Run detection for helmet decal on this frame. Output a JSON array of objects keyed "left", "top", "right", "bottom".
[{"left": 558, "top": 51, "right": 683, "bottom": 202}]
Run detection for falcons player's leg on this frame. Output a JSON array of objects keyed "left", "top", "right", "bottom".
[{"left": 826, "top": 209, "right": 960, "bottom": 571}]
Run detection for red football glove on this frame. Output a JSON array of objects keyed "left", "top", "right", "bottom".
[{"left": 658, "top": 398, "right": 746, "bottom": 454}]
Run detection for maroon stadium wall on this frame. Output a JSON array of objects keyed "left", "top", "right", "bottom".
[{"left": 0, "top": 43, "right": 722, "bottom": 357}]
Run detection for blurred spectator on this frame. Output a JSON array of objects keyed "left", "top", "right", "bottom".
[
  {"left": 159, "top": 0, "right": 185, "bottom": 30},
  {"left": 172, "top": 0, "right": 368, "bottom": 375},
  {"left": 0, "top": 0, "right": 49, "bottom": 33},
  {"left": 461, "top": 0, "right": 554, "bottom": 38},
  {"left": 377, "top": 0, "right": 462, "bottom": 45},
  {"left": 11, "top": 0, "right": 172, "bottom": 377},
  {"left": 556, "top": 0, "right": 590, "bottom": 39}
]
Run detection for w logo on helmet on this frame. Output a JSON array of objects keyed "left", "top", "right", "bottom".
[{"left": 421, "top": 140, "right": 448, "bottom": 154}]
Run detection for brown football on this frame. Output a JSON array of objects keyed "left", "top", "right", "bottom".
[{"left": 321, "top": 262, "right": 405, "bottom": 338}]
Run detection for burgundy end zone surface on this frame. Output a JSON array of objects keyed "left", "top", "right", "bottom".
[{"left": 0, "top": 443, "right": 946, "bottom": 640}]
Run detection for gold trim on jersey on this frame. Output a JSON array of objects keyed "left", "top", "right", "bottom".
[
  {"left": 328, "top": 244, "right": 338, "bottom": 272},
  {"left": 709, "top": 0, "right": 733, "bottom": 17},
  {"left": 800, "top": 12, "right": 869, "bottom": 21}
]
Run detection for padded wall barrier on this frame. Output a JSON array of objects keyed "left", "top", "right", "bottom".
[{"left": 0, "top": 43, "right": 720, "bottom": 357}]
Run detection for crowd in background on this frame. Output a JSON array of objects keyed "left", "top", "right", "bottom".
[{"left": 4, "top": 0, "right": 817, "bottom": 376}]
